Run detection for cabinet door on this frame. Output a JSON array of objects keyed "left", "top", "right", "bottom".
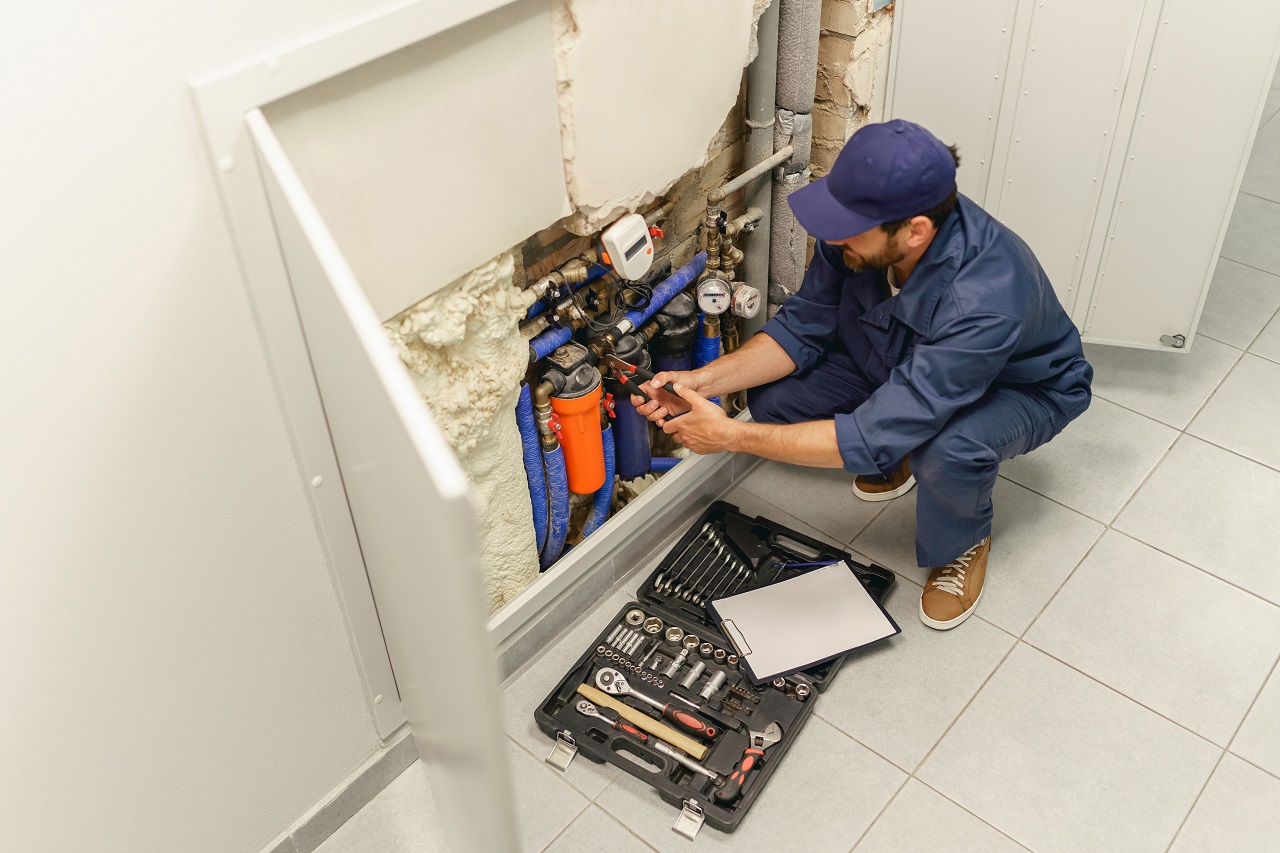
[
  {"left": 249, "top": 111, "right": 518, "bottom": 853},
  {"left": 1080, "top": 0, "right": 1280, "bottom": 348}
]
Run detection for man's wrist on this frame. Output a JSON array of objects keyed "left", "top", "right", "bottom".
[{"left": 725, "top": 419, "right": 756, "bottom": 454}]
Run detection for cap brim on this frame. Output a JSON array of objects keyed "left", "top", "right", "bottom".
[{"left": 787, "top": 176, "right": 882, "bottom": 241}]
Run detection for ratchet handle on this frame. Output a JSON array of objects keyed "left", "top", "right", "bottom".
[
  {"left": 663, "top": 705, "right": 717, "bottom": 740},
  {"left": 712, "top": 747, "right": 764, "bottom": 804},
  {"left": 615, "top": 720, "right": 648, "bottom": 742}
]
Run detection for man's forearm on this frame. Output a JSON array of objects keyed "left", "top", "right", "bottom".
[
  {"left": 728, "top": 419, "right": 845, "bottom": 469},
  {"left": 692, "top": 332, "right": 797, "bottom": 398}
]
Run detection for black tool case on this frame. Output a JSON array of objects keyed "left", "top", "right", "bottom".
[{"left": 534, "top": 501, "right": 895, "bottom": 837}]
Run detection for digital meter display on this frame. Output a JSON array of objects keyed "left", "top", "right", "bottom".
[{"left": 624, "top": 237, "right": 648, "bottom": 261}]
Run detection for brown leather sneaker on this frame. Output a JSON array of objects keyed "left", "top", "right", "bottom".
[
  {"left": 920, "top": 536, "right": 991, "bottom": 630},
  {"left": 853, "top": 457, "right": 915, "bottom": 502}
]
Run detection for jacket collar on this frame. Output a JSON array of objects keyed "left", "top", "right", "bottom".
[{"left": 884, "top": 205, "right": 963, "bottom": 336}]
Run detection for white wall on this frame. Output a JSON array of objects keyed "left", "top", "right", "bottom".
[{"left": 0, "top": 2, "right": 397, "bottom": 851}]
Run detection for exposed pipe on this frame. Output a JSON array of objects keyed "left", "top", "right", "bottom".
[
  {"left": 515, "top": 384, "right": 548, "bottom": 555},
  {"left": 581, "top": 424, "right": 615, "bottom": 538},
  {"left": 770, "top": 0, "right": 821, "bottom": 318},
  {"left": 614, "top": 252, "right": 708, "bottom": 337},
  {"left": 743, "top": 0, "right": 780, "bottom": 340},
  {"left": 694, "top": 312, "right": 722, "bottom": 407},
  {"left": 525, "top": 254, "right": 599, "bottom": 319},
  {"left": 707, "top": 145, "right": 795, "bottom": 207},
  {"left": 540, "top": 445, "right": 570, "bottom": 569},
  {"left": 651, "top": 456, "right": 681, "bottom": 473}
]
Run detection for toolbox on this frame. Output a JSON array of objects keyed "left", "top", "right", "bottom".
[{"left": 534, "top": 501, "right": 896, "bottom": 837}]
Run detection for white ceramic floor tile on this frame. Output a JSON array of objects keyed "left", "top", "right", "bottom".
[
  {"left": 1264, "top": 88, "right": 1280, "bottom": 126},
  {"left": 734, "top": 459, "right": 887, "bottom": 544},
  {"left": 1084, "top": 337, "right": 1241, "bottom": 429},
  {"left": 501, "top": 588, "right": 632, "bottom": 798},
  {"left": 1221, "top": 192, "right": 1280, "bottom": 276},
  {"left": 1232, "top": 663, "right": 1280, "bottom": 778},
  {"left": 1168, "top": 754, "right": 1280, "bottom": 853},
  {"left": 1252, "top": 310, "right": 1280, "bottom": 363},
  {"left": 918, "top": 644, "right": 1220, "bottom": 853},
  {"left": 721, "top": 484, "right": 848, "bottom": 547},
  {"left": 313, "top": 746, "right": 588, "bottom": 853},
  {"left": 818, "top": 582, "right": 1015, "bottom": 770},
  {"left": 1026, "top": 531, "right": 1280, "bottom": 745},
  {"left": 1114, "top": 436, "right": 1280, "bottom": 605},
  {"left": 543, "top": 805, "right": 656, "bottom": 853},
  {"left": 1000, "top": 397, "right": 1178, "bottom": 523},
  {"left": 854, "top": 779, "right": 1029, "bottom": 853},
  {"left": 595, "top": 716, "right": 905, "bottom": 853},
  {"left": 851, "top": 478, "right": 1102, "bottom": 635},
  {"left": 1241, "top": 118, "right": 1280, "bottom": 204},
  {"left": 1196, "top": 259, "right": 1280, "bottom": 349},
  {"left": 1189, "top": 354, "right": 1280, "bottom": 470}
]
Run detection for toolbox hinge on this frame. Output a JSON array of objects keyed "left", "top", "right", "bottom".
[
  {"left": 672, "top": 798, "right": 706, "bottom": 840},
  {"left": 1159, "top": 333, "right": 1186, "bottom": 349},
  {"left": 545, "top": 729, "right": 577, "bottom": 772}
]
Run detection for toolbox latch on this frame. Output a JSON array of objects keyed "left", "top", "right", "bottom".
[
  {"left": 672, "top": 798, "right": 705, "bottom": 840},
  {"left": 545, "top": 729, "right": 577, "bottom": 772}
]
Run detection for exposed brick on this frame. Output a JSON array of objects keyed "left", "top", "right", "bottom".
[{"left": 821, "top": 0, "right": 867, "bottom": 37}]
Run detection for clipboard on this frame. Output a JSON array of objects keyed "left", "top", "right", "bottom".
[{"left": 707, "top": 561, "right": 901, "bottom": 684}]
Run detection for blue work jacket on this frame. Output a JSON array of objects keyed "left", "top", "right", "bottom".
[{"left": 760, "top": 194, "right": 1092, "bottom": 475}]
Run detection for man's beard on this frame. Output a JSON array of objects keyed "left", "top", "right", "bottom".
[{"left": 843, "top": 243, "right": 907, "bottom": 273}]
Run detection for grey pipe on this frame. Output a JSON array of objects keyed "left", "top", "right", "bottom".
[
  {"left": 708, "top": 145, "right": 794, "bottom": 205},
  {"left": 769, "top": 0, "right": 821, "bottom": 318},
  {"left": 743, "top": 0, "right": 779, "bottom": 340}
]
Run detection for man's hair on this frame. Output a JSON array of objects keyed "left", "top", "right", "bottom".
[{"left": 881, "top": 144, "right": 961, "bottom": 235}]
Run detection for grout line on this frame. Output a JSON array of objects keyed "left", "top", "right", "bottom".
[
  {"left": 1161, "top": 749, "right": 1227, "bottom": 853},
  {"left": 1183, "top": 424, "right": 1280, "bottom": 479},
  {"left": 845, "top": 775, "right": 912, "bottom": 853},
  {"left": 1237, "top": 188, "right": 1280, "bottom": 207},
  {"left": 1225, "top": 650, "right": 1280, "bottom": 755},
  {"left": 1018, "top": 525, "right": 1108, "bottom": 640},
  {"left": 1105, "top": 528, "right": 1280, "bottom": 610},
  {"left": 814, "top": 712, "right": 916, "bottom": 775},
  {"left": 1213, "top": 253, "right": 1280, "bottom": 282},
  {"left": 912, "top": 779, "right": 1038, "bottom": 853},
  {"left": 536, "top": 801, "right": 594, "bottom": 853},
  {"left": 507, "top": 735, "right": 617, "bottom": 804},
  {"left": 1016, "top": 640, "right": 1225, "bottom": 750},
  {"left": 582, "top": 803, "right": 663, "bottom": 853},
  {"left": 1225, "top": 750, "right": 1280, "bottom": 787},
  {"left": 732, "top": 475, "right": 892, "bottom": 547},
  {"left": 907, "top": 641, "right": 1020, "bottom": 776}
]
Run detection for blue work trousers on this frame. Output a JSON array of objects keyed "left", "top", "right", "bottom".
[{"left": 747, "top": 350, "right": 1090, "bottom": 567}]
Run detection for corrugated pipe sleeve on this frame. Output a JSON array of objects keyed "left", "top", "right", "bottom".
[
  {"left": 651, "top": 457, "right": 681, "bottom": 473},
  {"left": 516, "top": 384, "right": 548, "bottom": 555},
  {"left": 529, "top": 325, "right": 573, "bottom": 362},
  {"left": 581, "top": 425, "right": 615, "bottom": 539},
  {"left": 622, "top": 252, "right": 708, "bottom": 330},
  {"left": 540, "top": 444, "right": 571, "bottom": 568}
]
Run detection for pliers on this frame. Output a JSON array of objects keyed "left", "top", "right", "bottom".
[{"left": 600, "top": 353, "right": 678, "bottom": 405}]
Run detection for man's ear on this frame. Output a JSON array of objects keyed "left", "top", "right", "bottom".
[{"left": 907, "top": 215, "right": 934, "bottom": 248}]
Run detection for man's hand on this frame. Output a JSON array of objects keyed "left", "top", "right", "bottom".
[
  {"left": 658, "top": 383, "right": 739, "bottom": 455},
  {"left": 631, "top": 370, "right": 703, "bottom": 426}
]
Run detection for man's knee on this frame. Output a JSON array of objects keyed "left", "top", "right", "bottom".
[
  {"left": 745, "top": 381, "right": 795, "bottom": 425},
  {"left": 912, "top": 428, "right": 995, "bottom": 483}
]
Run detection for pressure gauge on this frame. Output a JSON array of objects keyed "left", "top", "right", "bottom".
[
  {"left": 730, "top": 283, "right": 761, "bottom": 319},
  {"left": 696, "top": 275, "right": 731, "bottom": 315},
  {"left": 600, "top": 213, "right": 654, "bottom": 281}
]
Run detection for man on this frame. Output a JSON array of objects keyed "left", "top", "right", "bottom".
[{"left": 633, "top": 120, "right": 1092, "bottom": 630}]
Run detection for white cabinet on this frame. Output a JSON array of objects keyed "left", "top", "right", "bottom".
[{"left": 887, "top": 0, "right": 1280, "bottom": 350}]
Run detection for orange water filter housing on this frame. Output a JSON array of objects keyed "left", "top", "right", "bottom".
[{"left": 550, "top": 382, "right": 606, "bottom": 494}]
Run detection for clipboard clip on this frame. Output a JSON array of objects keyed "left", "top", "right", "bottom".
[{"left": 719, "top": 619, "right": 751, "bottom": 656}]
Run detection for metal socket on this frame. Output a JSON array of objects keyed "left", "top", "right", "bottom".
[
  {"left": 698, "top": 670, "right": 728, "bottom": 700},
  {"left": 699, "top": 642, "right": 714, "bottom": 659},
  {"left": 726, "top": 654, "right": 738, "bottom": 668},
  {"left": 643, "top": 616, "right": 664, "bottom": 635},
  {"left": 795, "top": 683, "right": 810, "bottom": 701},
  {"left": 712, "top": 648, "right": 727, "bottom": 664},
  {"left": 683, "top": 634, "right": 700, "bottom": 651},
  {"left": 664, "top": 626, "right": 685, "bottom": 646},
  {"left": 663, "top": 648, "right": 689, "bottom": 679},
  {"left": 625, "top": 608, "right": 645, "bottom": 626},
  {"left": 679, "top": 661, "right": 706, "bottom": 690}
]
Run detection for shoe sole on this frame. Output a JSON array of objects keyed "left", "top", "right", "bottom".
[
  {"left": 919, "top": 587, "right": 982, "bottom": 630},
  {"left": 852, "top": 474, "right": 917, "bottom": 503}
]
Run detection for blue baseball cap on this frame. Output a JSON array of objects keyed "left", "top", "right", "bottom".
[{"left": 788, "top": 120, "right": 956, "bottom": 241}]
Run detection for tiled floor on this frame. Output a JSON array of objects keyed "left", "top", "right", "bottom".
[{"left": 317, "top": 71, "right": 1280, "bottom": 853}]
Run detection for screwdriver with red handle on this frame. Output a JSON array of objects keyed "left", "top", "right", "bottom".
[{"left": 713, "top": 721, "right": 782, "bottom": 804}]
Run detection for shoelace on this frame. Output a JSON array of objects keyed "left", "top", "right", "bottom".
[{"left": 930, "top": 540, "right": 985, "bottom": 596}]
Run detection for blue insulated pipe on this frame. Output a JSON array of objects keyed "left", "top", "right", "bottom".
[
  {"left": 581, "top": 425, "right": 616, "bottom": 539},
  {"left": 651, "top": 456, "right": 681, "bottom": 473},
  {"left": 694, "top": 312, "right": 722, "bottom": 406},
  {"left": 652, "top": 353, "right": 692, "bottom": 375},
  {"left": 621, "top": 252, "right": 708, "bottom": 331},
  {"left": 515, "top": 384, "right": 548, "bottom": 554},
  {"left": 540, "top": 444, "right": 571, "bottom": 569},
  {"left": 529, "top": 325, "right": 573, "bottom": 363},
  {"left": 611, "top": 394, "right": 652, "bottom": 479}
]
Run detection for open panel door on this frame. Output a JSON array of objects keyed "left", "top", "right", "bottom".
[{"left": 247, "top": 109, "right": 518, "bottom": 853}]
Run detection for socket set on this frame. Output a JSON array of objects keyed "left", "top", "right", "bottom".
[{"left": 535, "top": 502, "right": 896, "bottom": 836}]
